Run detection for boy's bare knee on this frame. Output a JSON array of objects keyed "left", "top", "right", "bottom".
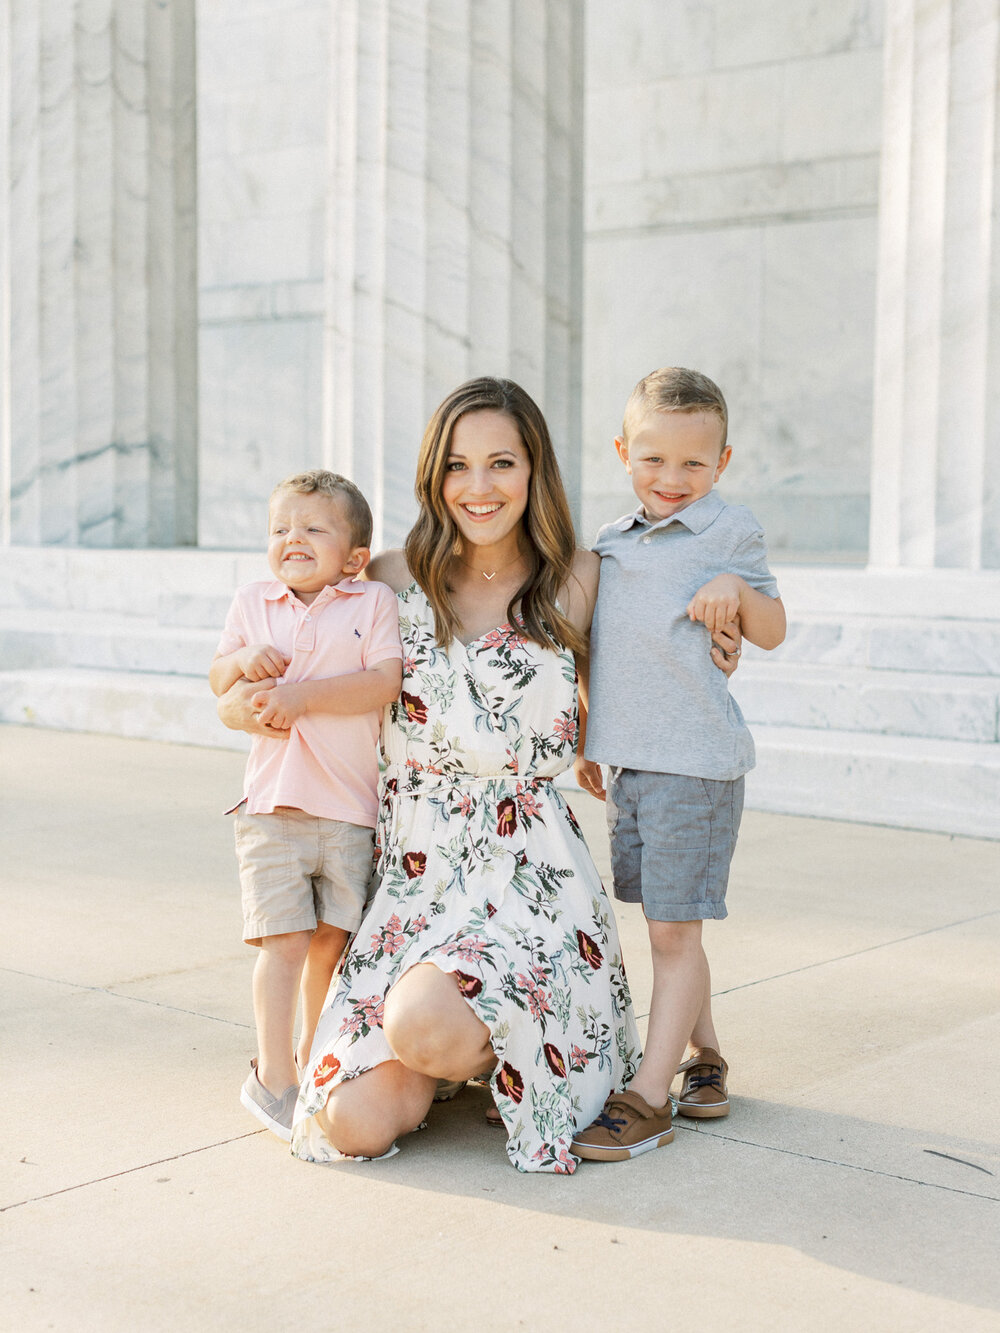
[
  {"left": 261, "top": 930, "right": 312, "bottom": 965},
  {"left": 646, "top": 917, "right": 703, "bottom": 958}
]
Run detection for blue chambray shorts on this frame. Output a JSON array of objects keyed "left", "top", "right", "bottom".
[{"left": 606, "top": 768, "right": 744, "bottom": 922}]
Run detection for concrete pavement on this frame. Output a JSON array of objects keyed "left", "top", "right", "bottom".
[{"left": 1, "top": 725, "right": 998, "bottom": 1331}]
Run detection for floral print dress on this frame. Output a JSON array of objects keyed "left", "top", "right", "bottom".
[{"left": 290, "top": 582, "right": 640, "bottom": 1173}]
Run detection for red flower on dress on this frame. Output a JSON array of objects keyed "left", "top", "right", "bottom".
[
  {"left": 453, "top": 970, "right": 483, "bottom": 998},
  {"left": 403, "top": 851, "right": 427, "bottom": 879},
  {"left": 401, "top": 691, "right": 428, "bottom": 724},
  {"left": 543, "top": 1043, "right": 567, "bottom": 1078},
  {"left": 485, "top": 902, "right": 497, "bottom": 918},
  {"left": 497, "top": 1061, "right": 525, "bottom": 1104},
  {"left": 576, "top": 930, "right": 604, "bottom": 970},
  {"left": 496, "top": 797, "right": 517, "bottom": 837},
  {"left": 313, "top": 1053, "right": 341, "bottom": 1087}
]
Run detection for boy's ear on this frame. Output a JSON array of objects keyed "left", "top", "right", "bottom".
[
  {"left": 714, "top": 446, "right": 732, "bottom": 482},
  {"left": 345, "top": 546, "right": 371, "bottom": 575},
  {"left": 614, "top": 436, "right": 631, "bottom": 469}
]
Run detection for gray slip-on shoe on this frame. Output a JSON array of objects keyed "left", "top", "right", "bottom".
[{"left": 240, "top": 1059, "right": 297, "bottom": 1142}]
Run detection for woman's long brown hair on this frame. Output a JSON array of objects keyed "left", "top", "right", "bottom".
[{"left": 405, "top": 377, "right": 586, "bottom": 656}]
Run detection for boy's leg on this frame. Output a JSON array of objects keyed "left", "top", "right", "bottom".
[
  {"left": 253, "top": 929, "right": 312, "bottom": 1096},
  {"left": 688, "top": 961, "right": 721, "bottom": 1055},
  {"left": 627, "top": 917, "right": 708, "bottom": 1107},
  {"left": 296, "top": 921, "right": 350, "bottom": 1072}
]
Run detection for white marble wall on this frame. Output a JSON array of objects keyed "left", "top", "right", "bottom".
[
  {"left": 195, "top": 0, "right": 329, "bottom": 547},
  {"left": 324, "top": 0, "right": 583, "bottom": 549},
  {"left": 870, "top": 0, "right": 1000, "bottom": 571},
  {"left": 1, "top": 0, "right": 197, "bottom": 547},
  {"left": 581, "top": 0, "right": 884, "bottom": 555}
]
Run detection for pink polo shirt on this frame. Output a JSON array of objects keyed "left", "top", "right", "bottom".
[{"left": 216, "top": 577, "right": 402, "bottom": 828}]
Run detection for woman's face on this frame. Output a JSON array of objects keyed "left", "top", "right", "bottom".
[{"left": 441, "top": 410, "right": 532, "bottom": 550}]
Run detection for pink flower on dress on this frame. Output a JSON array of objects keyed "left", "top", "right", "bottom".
[
  {"left": 372, "top": 913, "right": 405, "bottom": 955},
  {"left": 447, "top": 936, "right": 487, "bottom": 963},
  {"left": 410, "top": 915, "right": 428, "bottom": 933},
  {"left": 552, "top": 713, "right": 577, "bottom": 744},
  {"left": 457, "top": 794, "right": 474, "bottom": 817},
  {"left": 517, "top": 789, "right": 542, "bottom": 819},
  {"left": 515, "top": 972, "right": 553, "bottom": 1020}
]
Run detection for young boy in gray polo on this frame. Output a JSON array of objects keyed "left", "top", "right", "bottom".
[{"left": 572, "top": 366, "right": 786, "bottom": 1162}]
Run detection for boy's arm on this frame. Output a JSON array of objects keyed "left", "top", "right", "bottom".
[
  {"left": 687, "top": 576, "right": 786, "bottom": 650},
  {"left": 209, "top": 643, "right": 289, "bottom": 697},
  {"left": 251, "top": 658, "right": 403, "bottom": 731}
]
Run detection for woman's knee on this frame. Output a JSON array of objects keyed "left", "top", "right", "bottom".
[{"left": 383, "top": 965, "right": 489, "bottom": 1076}]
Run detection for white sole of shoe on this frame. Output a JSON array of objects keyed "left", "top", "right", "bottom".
[
  {"left": 240, "top": 1085, "right": 293, "bottom": 1142},
  {"left": 572, "top": 1128, "right": 674, "bottom": 1161}
]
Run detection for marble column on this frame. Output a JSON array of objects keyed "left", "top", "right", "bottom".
[
  {"left": 1, "top": 0, "right": 197, "bottom": 548},
  {"left": 323, "top": 0, "right": 584, "bottom": 548},
  {"left": 869, "top": 0, "right": 1000, "bottom": 570}
]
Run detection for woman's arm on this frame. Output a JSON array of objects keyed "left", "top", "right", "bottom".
[{"left": 362, "top": 548, "right": 412, "bottom": 593}]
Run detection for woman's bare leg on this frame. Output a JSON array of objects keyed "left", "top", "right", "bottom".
[
  {"left": 318, "top": 1062, "right": 436, "bottom": 1158},
  {"left": 382, "top": 963, "right": 496, "bottom": 1081}
]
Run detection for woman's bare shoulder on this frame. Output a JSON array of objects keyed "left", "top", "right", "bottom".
[{"left": 364, "top": 548, "right": 412, "bottom": 594}]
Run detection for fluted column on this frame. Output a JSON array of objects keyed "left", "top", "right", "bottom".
[
  {"left": 870, "top": 0, "right": 1000, "bottom": 570},
  {"left": 1, "top": 0, "right": 197, "bottom": 548},
  {"left": 323, "top": 0, "right": 583, "bottom": 548}
]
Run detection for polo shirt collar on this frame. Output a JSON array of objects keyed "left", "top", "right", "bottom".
[
  {"left": 617, "top": 490, "right": 725, "bottom": 536},
  {"left": 262, "top": 575, "right": 366, "bottom": 606}
]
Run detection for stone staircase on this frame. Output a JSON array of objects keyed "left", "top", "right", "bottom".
[{"left": 1, "top": 549, "right": 998, "bottom": 838}]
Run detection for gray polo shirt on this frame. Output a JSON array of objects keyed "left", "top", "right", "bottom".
[{"left": 585, "top": 491, "right": 779, "bottom": 780}]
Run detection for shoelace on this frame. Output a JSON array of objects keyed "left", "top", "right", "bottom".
[
  {"left": 594, "top": 1108, "right": 629, "bottom": 1133},
  {"left": 685, "top": 1068, "right": 722, "bottom": 1091}
]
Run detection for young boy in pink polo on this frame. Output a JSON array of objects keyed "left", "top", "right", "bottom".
[{"left": 210, "top": 470, "right": 402, "bottom": 1141}]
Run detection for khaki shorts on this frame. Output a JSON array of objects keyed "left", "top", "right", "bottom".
[{"left": 233, "top": 805, "right": 374, "bottom": 946}]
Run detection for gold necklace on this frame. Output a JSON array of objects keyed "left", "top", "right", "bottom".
[{"left": 457, "top": 552, "right": 526, "bottom": 582}]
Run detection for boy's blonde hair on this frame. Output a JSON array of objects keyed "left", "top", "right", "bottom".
[
  {"left": 270, "top": 470, "right": 373, "bottom": 548},
  {"left": 622, "top": 367, "right": 729, "bottom": 450}
]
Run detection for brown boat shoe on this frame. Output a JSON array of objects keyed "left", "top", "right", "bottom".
[
  {"left": 571, "top": 1089, "right": 674, "bottom": 1161},
  {"left": 675, "top": 1047, "right": 729, "bottom": 1119}
]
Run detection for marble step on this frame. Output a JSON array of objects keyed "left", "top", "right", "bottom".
[
  {"left": 2, "top": 667, "right": 997, "bottom": 839},
  {"left": 748, "top": 725, "right": 1000, "bottom": 840},
  {"left": 731, "top": 661, "right": 1000, "bottom": 743},
  {"left": 0, "top": 608, "right": 217, "bottom": 676},
  {"left": 0, "top": 668, "right": 247, "bottom": 752},
  {"left": 744, "top": 614, "right": 1000, "bottom": 676}
]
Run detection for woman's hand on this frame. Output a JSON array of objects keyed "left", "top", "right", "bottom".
[
  {"left": 574, "top": 755, "right": 606, "bottom": 801},
  {"left": 710, "top": 621, "right": 743, "bottom": 677},
  {"left": 216, "top": 676, "right": 291, "bottom": 739}
]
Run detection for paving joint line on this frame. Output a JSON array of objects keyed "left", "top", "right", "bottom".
[
  {"left": 713, "top": 908, "right": 1000, "bottom": 996},
  {"left": 2, "top": 1131, "right": 266, "bottom": 1213},
  {"left": 674, "top": 1123, "right": 1000, "bottom": 1203},
  {"left": 1, "top": 966, "right": 253, "bottom": 1028}
]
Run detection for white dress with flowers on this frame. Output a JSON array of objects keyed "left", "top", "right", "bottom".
[{"left": 291, "top": 582, "right": 639, "bottom": 1173}]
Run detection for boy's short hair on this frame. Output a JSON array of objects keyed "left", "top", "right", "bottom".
[
  {"left": 270, "top": 470, "right": 373, "bottom": 548},
  {"left": 622, "top": 367, "right": 729, "bottom": 450}
]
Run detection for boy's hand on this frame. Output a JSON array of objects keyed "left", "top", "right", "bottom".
[
  {"left": 251, "top": 681, "right": 307, "bottom": 731},
  {"left": 574, "top": 756, "right": 606, "bottom": 801},
  {"left": 687, "top": 575, "right": 742, "bottom": 634},
  {"left": 237, "top": 644, "right": 289, "bottom": 682}
]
